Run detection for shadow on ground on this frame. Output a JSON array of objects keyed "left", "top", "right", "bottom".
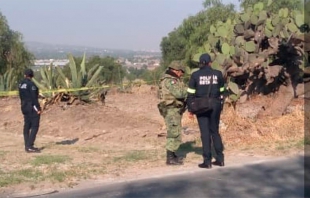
[
  {"left": 55, "top": 138, "right": 79, "bottom": 145},
  {"left": 178, "top": 141, "right": 219, "bottom": 160},
  {"left": 178, "top": 141, "right": 201, "bottom": 158}
]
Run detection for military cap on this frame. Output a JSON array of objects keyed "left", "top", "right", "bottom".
[
  {"left": 24, "top": 68, "right": 34, "bottom": 77},
  {"left": 169, "top": 60, "right": 185, "bottom": 72},
  {"left": 199, "top": 53, "right": 212, "bottom": 63}
]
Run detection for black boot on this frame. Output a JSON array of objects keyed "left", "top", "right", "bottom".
[
  {"left": 198, "top": 160, "right": 212, "bottom": 169},
  {"left": 173, "top": 152, "right": 184, "bottom": 163},
  {"left": 166, "top": 150, "right": 183, "bottom": 165},
  {"left": 212, "top": 161, "right": 225, "bottom": 167}
]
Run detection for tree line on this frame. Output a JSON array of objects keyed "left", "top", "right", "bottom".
[{"left": 0, "top": 9, "right": 160, "bottom": 92}]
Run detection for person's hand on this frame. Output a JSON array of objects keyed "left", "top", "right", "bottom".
[{"left": 188, "top": 112, "right": 194, "bottom": 120}]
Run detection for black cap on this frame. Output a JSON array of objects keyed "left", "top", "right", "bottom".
[
  {"left": 199, "top": 53, "right": 211, "bottom": 64},
  {"left": 24, "top": 69, "right": 34, "bottom": 77}
]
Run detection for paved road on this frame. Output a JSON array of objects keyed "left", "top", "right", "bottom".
[{"left": 35, "top": 155, "right": 306, "bottom": 198}]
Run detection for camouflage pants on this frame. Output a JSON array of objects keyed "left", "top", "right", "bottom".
[{"left": 164, "top": 108, "right": 182, "bottom": 152}]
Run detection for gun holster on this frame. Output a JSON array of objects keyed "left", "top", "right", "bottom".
[
  {"left": 179, "top": 105, "right": 187, "bottom": 115},
  {"left": 177, "top": 100, "right": 187, "bottom": 115},
  {"left": 157, "top": 102, "right": 168, "bottom": 117}
]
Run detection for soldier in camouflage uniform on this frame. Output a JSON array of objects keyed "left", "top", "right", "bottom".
[{"left": 158, "top": 61, "right": 187, "bottom": 165}]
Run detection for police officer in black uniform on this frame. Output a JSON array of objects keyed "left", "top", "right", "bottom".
[
  {"left": 187, "top": 53, "right": 225, "bottom": 169},
  {"left": 19, "top": 69, "right": 41, "bottom": 153}
]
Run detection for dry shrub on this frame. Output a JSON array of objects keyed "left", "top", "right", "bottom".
[{"left": 220, "top": 104, "right": 304, "bottom": 148}]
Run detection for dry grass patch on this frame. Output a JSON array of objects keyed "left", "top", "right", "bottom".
[
  {"left": 77, "top": 146, "right": 101, "bottom": 153},
  {"left": 219, "top": 105, "right": 304, "bottom": 147},
  {"left": 181, "top": 104, "right": 305, "bottom": 154},
  {"left": 113, "top": 150, "right": 151, "bottom": 163}
]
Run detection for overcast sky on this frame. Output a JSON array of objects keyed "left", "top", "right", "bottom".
[{"left": 1, "top": 0, "right": 239, "bottom": 51}]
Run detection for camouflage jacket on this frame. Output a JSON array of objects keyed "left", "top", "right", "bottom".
[{"left": 158, "top": 72, "right": 187, "bottom": 107}]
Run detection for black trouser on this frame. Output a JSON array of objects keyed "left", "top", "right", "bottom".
[
  {"left": 23, "top": 114, "right": 40, "bottom": 149},
  {"left": 196, "top": 99, "right": 224, "bottom": 164}
]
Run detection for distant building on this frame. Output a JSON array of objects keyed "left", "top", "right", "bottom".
[{"left": 34, "top": 59, "right": 69, "bottom": 67}]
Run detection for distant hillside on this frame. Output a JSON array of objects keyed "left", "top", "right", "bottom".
[{"left": 25, "top": 41, "right": 161, "bottom": 59}]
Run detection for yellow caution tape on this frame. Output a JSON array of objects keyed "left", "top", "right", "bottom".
[
  {"left": 0, "top": 86, "right": 110, "bottom": 97},
  {"left": 0, "top": 91, "right": 18, "bottom": 96},
  {"left": 0, "top": 80, "right": 157, "bottom": 97}
]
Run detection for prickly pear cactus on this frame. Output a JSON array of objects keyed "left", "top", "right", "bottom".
[{"left": 191, "top": 0, "right": 310, "bottom": 103}]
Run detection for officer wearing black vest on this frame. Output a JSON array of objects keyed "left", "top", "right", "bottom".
[
  {"left": 18, "top": 69, "right": 41, "bottom": 153},
  {"left": 187, "top": 53, "right": 225, "bottom": 169}
]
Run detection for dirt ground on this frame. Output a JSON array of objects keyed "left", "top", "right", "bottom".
[{"left": 0, "top": 85, "right": 305, "bottom": 197}]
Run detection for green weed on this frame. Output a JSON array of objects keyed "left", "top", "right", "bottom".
[
  {"left": 0, "top": 174, "right": 22, "bottom": 187},
  {"left": 0, "top": 168, "right": 43, "bottom": 187},
  {"left": 31, "top": 155, "right": 71, "bottom": 166},
  {"left": 77, "top": 146, "right": 100, "bottom": 153},
  {"left": 48, "top": 170, "right": 67, "bottom": 182},
  {"left": 276, "top": 145, "right": 286, "bottom": 150},
  {"left": 113, "top": 150, "right": 150, "bottom": 162},
  {"left": 0, "top": 150, "right": 7, "bottom": 156},
  {"left": 16, "top": 168, "right": 43, "bottom": 180},
  {"left": 46, "top": 165, "right": 93, "bottom": 182}
]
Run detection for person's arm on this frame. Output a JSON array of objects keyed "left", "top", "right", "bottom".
[
  {"left": 186, "top": 73, "right": 196, "bottom": 114},
  {"left": 30, "top": 83, "right": 41, "bottom": 114},
  {"left": 219, "top": 72, "right": 225, "bottom": 96},
  {"left": 218, "top": 72, "right": 225, "bottom": 110},
  {"left": 18, "top": 82, "right": 22, "bottom": 101},
  {"left": 164, "top": 78, "right": 187, "bottom": 99}
]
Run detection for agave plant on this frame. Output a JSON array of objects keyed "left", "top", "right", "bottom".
[
  {"left": 32, "top": 64, "right": 59, "bottom": 97},
  {"left": 33, "top": 53, "right": 104, "bottom": 103},
  {"left": 55, "top": 53, "right": 103, "bottom": 88},
  {"left": 56, "top": 53, "right": 104, "bottom": 102},
  {"left": 0, "top": 68, "right": 17, "bottom": 92}
]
